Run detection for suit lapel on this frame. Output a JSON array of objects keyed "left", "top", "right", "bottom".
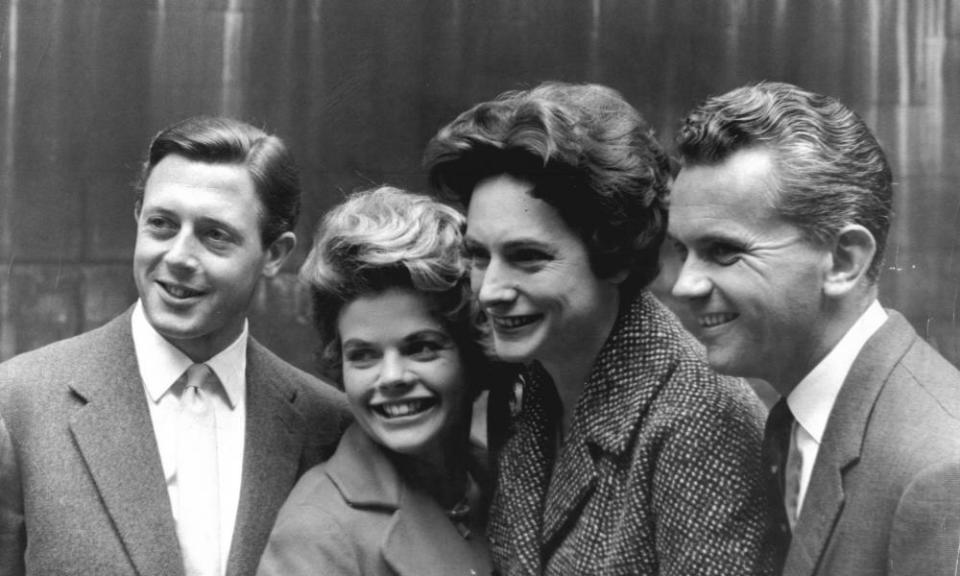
[
  {"left": 784, "top": 312, "right": 916, "bottom": 576},
  {"left": 225, "top": 340, "right": 307, "bottom": 576},
  {"left": 68, "top": 312, "right": 184, "bottom": 576}
]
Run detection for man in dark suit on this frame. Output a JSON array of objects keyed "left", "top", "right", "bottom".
[
  {"left": 0, "top": 117, "right": 350, "bottom": 576},
  {"left": 668, "top": 81, "right": 960, "bottom": 575}
]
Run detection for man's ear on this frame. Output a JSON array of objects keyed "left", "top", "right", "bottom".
[
  {"left": 823, "top": 224, "right": 876, "bottom": 297},
  {"left": 262, "top": 231, "right": 297, "bottom": 278}
]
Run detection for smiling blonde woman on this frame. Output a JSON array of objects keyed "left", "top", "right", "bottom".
[{"left": 256, "top": 187, "right": 493, "bottom": 576}]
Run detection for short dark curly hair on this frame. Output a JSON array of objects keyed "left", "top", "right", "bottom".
[
  {"left": 136, "top": 116, "right": 300, "bottom": 247},
  {"left": 424, "top": 82, "right": 673, "bottom": 298}
]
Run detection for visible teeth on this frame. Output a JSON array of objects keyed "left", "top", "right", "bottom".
[
  {"left": 700, "top": 313, "right": 736, "bottom": 328},
  {"left": 164, "top": 283, "right": 202, "bottom": 298},
  {"left": 375, "top": 399, "right": 432, "bottom": 418},
  {"left": 493, "top": 315, "right": 537, "bottom": 329}
]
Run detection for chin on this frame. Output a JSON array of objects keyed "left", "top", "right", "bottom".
[{"left": 492, "top": 340, "right": 538, "bottom": 364}]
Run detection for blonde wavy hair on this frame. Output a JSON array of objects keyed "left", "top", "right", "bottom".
[{"left": 300, "top": 186, "right": 475, "bottom": 384}]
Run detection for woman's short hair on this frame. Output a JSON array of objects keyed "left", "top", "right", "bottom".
[
  {"left": 676, "top": 81, "right": 893, "bottom": 281},
  {"left": 300, "top": 186, "right": 476, "bottom": 384},
  {"left": 424, "top": 81, "right": 673, "bottom": 298}
]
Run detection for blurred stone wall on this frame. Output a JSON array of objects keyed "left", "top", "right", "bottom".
[{"left": 3, "top": 0, "right": 959, "bottom": 384}]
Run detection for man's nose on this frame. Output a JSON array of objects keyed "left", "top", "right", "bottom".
[
  {"left": 164, "top": 231, "right": 200, "bottom": 270},
  {"left": 671, "top": 256, "right": 713, "bottom": 300}
]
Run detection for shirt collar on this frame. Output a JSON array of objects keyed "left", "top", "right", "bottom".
[
  {"left": 788, "top": 300, "right": 887, "bottom": 444},
  {"left": 131, "top": 300, "right": 248, "bottom": 408}
]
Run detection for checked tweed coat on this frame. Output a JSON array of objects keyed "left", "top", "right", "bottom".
[{"left": 487, "top": 290, "right": 772, "bottom": 575}]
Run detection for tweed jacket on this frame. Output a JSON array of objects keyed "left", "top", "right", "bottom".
[
  {"left": 257, "top": 423, "right": 493, "bottom": 576},
  {"left": 780, "top": 310, "right": 960, "bottom": 576},
  {"left": 487, "top": 290, "right": 771, "bottom": 576},
  {"left": 0, "top": 308, "right": 351, "bottom": 576}
]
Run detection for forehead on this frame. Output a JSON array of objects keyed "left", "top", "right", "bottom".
[
  {"left": 142, "top": 154, "right": 261, "bottom": 215},
  {"left": 669, "top": 148, "right": 782, "bottom": 241},
  {"left": 465, "top": 173, "right": 577, "bottom": 245},
  {"left": 338, "top": 288, "right": 448, "bottom": 340}
]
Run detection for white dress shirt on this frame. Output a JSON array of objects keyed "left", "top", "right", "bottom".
[
  {"left": 131, "top": 301, "right": 247, "bottom": 575},
  {"left": 787, "top": 300, "right": 887, "bottom": 520}
]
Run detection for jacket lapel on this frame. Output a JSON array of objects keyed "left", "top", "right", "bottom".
[
  {"left": 328, "top": 425, "right": 491, "bottom": 576},
  {"left": 540, "top": 433, "right": 598, "bottom": 549},
  {"left": 541, "top": 292, "right": 680, "bottom": 558},
  {"left": 784, "top": 311, "right": 916, "bottom": 576},
  {"left": 225, "top": 340, "right": 307, "bottom": 576},
  {"left": 383, "top": 487, "right": 492, "bottom": 576},
  {"left": 68, "top": 311, "right": 184, "bottom": 576},
  {"left": 490, "top": 364, "right": 560, "bottom": 575}
]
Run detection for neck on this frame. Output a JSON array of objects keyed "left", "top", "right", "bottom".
[
  {"left": 390, "top": 428, "right": 472, "bottom": 509},
  {"left": 769, "top": 291, "right": 877, "bottom": 397},
  {"left": 541, "top": 292, "right": 621, "bottom": 438}
]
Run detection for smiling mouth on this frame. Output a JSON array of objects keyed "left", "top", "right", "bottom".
[
  {"left": 371, "top": 398, "right": 438, "bottom": 419},
  {"left": 158, "top": 281, "right": 206, "bottom": 299},
  {"left": 699, "top": 313, "right": 738, "bottom": 328},
  {"left": 490, "top": 314, "right": 540, "bottom": 330}
]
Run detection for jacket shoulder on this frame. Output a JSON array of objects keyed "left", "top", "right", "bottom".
[
  {"left": 0, "top": 314, "right": 132, "bottom": 404},
  {"left": 249, "top": 341, "right": 348, "bottom": 410},
  {"left": 644, "top": 294, "right": 766, "bottom": 427}
]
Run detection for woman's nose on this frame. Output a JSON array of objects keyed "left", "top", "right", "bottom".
[
  {"left": 475, "top": 259, "right": 517, "bottom": 308},
  {"left": 377, "top": 350, "right": 413, "bottom": 390}
]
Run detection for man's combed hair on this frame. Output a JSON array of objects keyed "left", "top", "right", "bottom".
[
  {"left": 676, "top": 81, "right": 894, "bottom": 281},
  {"left": 300, "top": 186, "right": 471, "bottom": 383},
  {"left": 137, "top": 116, "right": 301, "bottom": 246},
  {"left": 424, "top": 81, "right": 673, "bottom": 297}
]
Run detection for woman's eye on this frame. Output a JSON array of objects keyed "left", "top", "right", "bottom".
[
  {"left": 510, "top": 248, "right": 550, "bottom": 265},
  {"left": 407, "top": 341, "right": 442, "bottom": 361},
  {"left": 465, "top": 246, "right": 490, "bottom": 268}
]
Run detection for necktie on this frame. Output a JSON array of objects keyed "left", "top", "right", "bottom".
[
  {"left": 176, "top": 363, "right": 221, "bottom": 576},
  {"left": 762, "top": 398, "right": 794, "bottom": 571},
  {"left": 784, "top": 421, "right": 803, "bottom": 529}
]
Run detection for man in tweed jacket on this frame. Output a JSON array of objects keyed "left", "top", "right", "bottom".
[
  {"left": 0, "top": 117, "right": 350, "bottom": 576},
  {"left": 670, "top": 81, "right": 960, "bottom": 575}
]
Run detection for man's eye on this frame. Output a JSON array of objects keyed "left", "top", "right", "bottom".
[
  {"left": 205, "top": 228, "right": 232, "bottom": 244},
  {"left": 146, "top": 216, "right": 172, "bottom": 228},
  {"left": 343, "top": 348, "right": 378, "bottom": 366},
  {"left": 672, "top": 240, "right": 689, "bottom": 260},
  {"left": 708, "top": 243, "right": 742, "bottom": 265}
]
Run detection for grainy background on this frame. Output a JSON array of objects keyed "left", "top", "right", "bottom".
[{"left": 2, "top": 0, "right": 959, "bottom": 398}]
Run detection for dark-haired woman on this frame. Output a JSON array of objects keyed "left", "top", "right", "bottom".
[{"left": 425, "top": 82, "right": 772, "bottom": 575}]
